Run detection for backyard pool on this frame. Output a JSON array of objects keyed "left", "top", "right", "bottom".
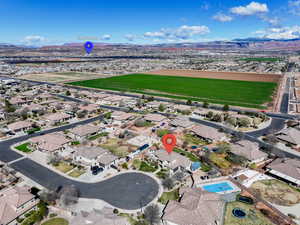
[{"left": 199, "top": 180, "right": 240, "bottom": 194}]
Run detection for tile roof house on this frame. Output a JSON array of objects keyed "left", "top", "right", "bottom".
[
  {"left": 30, "top": 132, "right": 70, "bottom": 152},
  {"left": 73, "top": 146, "right": 118, "bottom": 168},
  {"left": 0, "top": 186, "right": 38, "bottom": 225},
  {"left": 154, "top": 149, "right": 191, "bottom": 172},
  {"left": 111, "top": 111, "right": 133, "bottom": 121},
  {"left": 144, "top": 113, "right": 167, "bottom": 123},
  {"left": 267, "top": 158, "right": 300, "bottom": 186},
  {"left": 170, "top": 117, "right": 194, "bottom": 129},
  {"left": 162, "top": 187, "right": 225, "bottom": 225},
  {"left": 79, "top": 104, "right": 99, "bottom": 113},
  {"left": 43, "top": 112, "right": 73, "bottom": 125},
  {"left": 190, "top": 124, "right": 225, "bottom": 143},
  {"left": 276, "top": 128, "right": 300, "bottom": 146},
  {"left": 7, "top": 121, "right": 33, "bottom": 133},
  {"left": 69, "top": 124, "right": 101, "bottom": 141},
  {"left": 70, "top": 207, "right": 129, "bottom": 225},
  {"left": 230, "top": 140, "right": 268, "bottom": 163}
]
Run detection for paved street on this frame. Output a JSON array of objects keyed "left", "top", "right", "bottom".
[{"left": 11, "top": 159, "right": 159, "bottom": 210}]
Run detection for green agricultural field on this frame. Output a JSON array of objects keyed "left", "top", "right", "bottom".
[
  {"left": 240, "top": 57, "right": 282, "bottom": 62},
  {"left": 68, "top": 74, "right": 277, "bottom": 108}
]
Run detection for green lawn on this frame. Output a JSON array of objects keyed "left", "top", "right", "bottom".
[
  {"left": 159, "top": 189, "right": 180, "bottom": 204},
  {"left": 54, "top": 162, "right": 74, "bottom": 173},
  {"left": 240, "top": 57, "right": 281, "bottom": 62},
  {"left": 224, "top": 201, "right": 273, "bottom": 225},
  {"left": 88, "top": 132, "right": 109, "bottom": 140},
  {"left": 209, "top": 152, "right": 232, "bottom": 169},
  {"left": 68, "top": 169, "right": 86, "bottom": 177},
  {"left": 15, "top": 142, "right": 32, "bottom": 153},
  {"left": 41, "top": 218, "right": 69, "bottom": 225},
  {"left": 183, "top": 133, "right": 208, "bottom": 145},
  {"left": 139, "top": 161, "right": 157, "bottom": 172},
  {"left": 68, "top": 73, "right": 277, "bottom": 108},
  {"left": 174, "top": 148, "right": 200, "bottom": 162}
]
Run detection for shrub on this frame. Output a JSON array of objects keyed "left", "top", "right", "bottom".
[
  {"left": 113, "top": 208, "right": 119, "bottom": 214},
  {"left": 49, "top": 213, "right": 57, "bottom": 218}
]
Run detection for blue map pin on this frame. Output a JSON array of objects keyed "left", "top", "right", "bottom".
[{"left": 84, "top": 41, "right": 94, "bottom": 54}]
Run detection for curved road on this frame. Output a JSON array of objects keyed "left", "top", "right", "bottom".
[{"left": 0, "top": 116, "right": 159, "bottom": 210}]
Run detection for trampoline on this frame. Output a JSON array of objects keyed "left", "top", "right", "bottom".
[{"left": 232, "top": 208, "right": 246, "bottom": 218}]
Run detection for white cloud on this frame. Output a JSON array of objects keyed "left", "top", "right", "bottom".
[
  {"left": 256, "top": 26, "right": 300, "bottom": 39},
  {"left": 144, "top": 25, "right": 210, "bottom": 40},
  {"left": 144, "top": 31, "right": 166, "bottom": 39},
  {"left": 213, "top": 13, "right": 233, "bottom": 22},
  {"left": 101, "top": 34, "right": 111, "bottom": 40},
  {"left": 289, "top": 0, "right": 300, "bottom": 15},
  {"left": 230, "top": 2, "right": 268, "bottom": 16},
  {"left": 22, "top": 35, "right": 46, "bottom": 45},
  {"left": 124, "top": 34, "right": 137, "bottom": 42}
]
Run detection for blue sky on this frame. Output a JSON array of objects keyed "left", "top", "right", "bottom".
[{"left": 2, "top": 0, "right": 300, "bottom": 45}]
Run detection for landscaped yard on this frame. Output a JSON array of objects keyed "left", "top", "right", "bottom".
[
  {"left": 139, "top": 161, "right": 157, "bottom": 172},
  {"left": 68, "top": 169, "right": 86, "bottom": 177},
  {"left": 41, "top": 218, "right": 69, "bottom": 225},
  {"left": 100, "top": 138, "right": 131, "bottom": 157},
  {"left": 183, "top": 133, "right": 207, "bottom": 145},
  {"left": 159, "top": 189, "right": 179, "bottom": 204},
  {"left": 174, "top": 148, "right": 200, "bottom": 162},
  {"left": 250, "top": 179, "right": 300, "bottom": 206},
  {"left": 224, "top": 201, "right": 274, "bottom": 225},
  {"left": 240, "top": 57, "right": 281, "bottom": 62},
  {"left": 209, "top": 152, "right": 231, "bottom": 169},
  {"left": 68, "top": 73, "right": 277, "bottom": 108},
  {"left": 88, "top": 132, "right": 109, "bottom": 140},
  {"left": 15, "top": 142, "right": 32, "bottom": 153},
  {"left": 54, "top": 162, "right": 75, "bottom": 173}
]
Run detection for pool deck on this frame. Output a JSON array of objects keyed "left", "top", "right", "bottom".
[{"left": 197, "top": 178, "right": 241, "bottom": 195}]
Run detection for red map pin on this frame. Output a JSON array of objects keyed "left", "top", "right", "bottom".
[{"left": 162, "top": 134, "right": 176, "bottom": 154}]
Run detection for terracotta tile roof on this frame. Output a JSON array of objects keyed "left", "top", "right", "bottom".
[
  {"left": 0, "top": 187, "right": 36, "bottom": 225},
  {"left": 155, "top": 149, "right": 191, "bottom": 169},
  {"left": 7, "top": 121, "right": 32, "bottom": 131},
  {"left": 190, "top": 124, "right": 224, "bottom": 140},
  {"left": 267, "top": 158, "right": 300, "bottom": 181},
  {"left": 43, "top": 112, "right": 72, "bottom": 122},
  {"left": 69, "top": 124, "right": 100, "bottom": 137},
  {"left": 230, "top": 140, "right": 267, "bottom": 161},
  {"left": 276, "top": 128, "right": 300, "bottom": 145},
  {"left": 144, "top": 113, "right": 166, "bottom": 122},
  {"left": 163, "top": 188, "right": 225, "bottom": 225}
]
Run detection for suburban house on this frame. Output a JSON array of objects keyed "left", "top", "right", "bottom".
[
  {"left": 29, "top": 132, "right": 70, "bottom": 152},
  {"left": 73, "top": 146, "right": 118, "bottom": 169},
  {"left": 266, "top": 158, "right": 300, "bottom": 186},
  {"left": 230, "top": 140, "right": 268, "bottom": 164},
  {"left": 79, "top": 104, "right": 99, "bottom": 113},
  {"left": 7, "top": 121, "right": 33, "bottom": 133},
  {"left": 70, "top": 207, "right": 129, "bottom": 225},
  {"left": 10, "top": 97, "right": 31, "bottom": 106},
  {"left": 276, "top": 127, "right": 300, "bottom": 147},
  {"left": 127, "top": 135, "right": 158, "bottom": 148},
  {"left": 43, "top": 112, "right": 73, "bottom": 125},
  {"left": 170, "top": 117, "right": 194, "bottom": 129},
  {"left": 111, "top": 111, "right": 134, "bottom": 122},
  {"left": 144, "top": 113, "right": 167, "bottom": 123},
  {"left": 162, "top": 187, "right": 225, "bottom": 225},
  {"left": 68, "top": 124, "right": 101, "bottom": 141},
  {"left": 154, "top": 149, "right": 191, "bottom": 173},
  {"left": 0, "top": 186, "right": 38, "bottom": 225},
  {"left": 190, "top": 124, "right": 225, "bottom": 143}
]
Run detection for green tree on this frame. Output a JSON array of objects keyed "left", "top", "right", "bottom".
[
  {"left": 144, "top": 204, "right": 160, "bottom": 225},
  {"left": 65, "top": 90, "right": 71, "bottom": 96},
  {"left": 186, "top": 99, "right": 192, "bottom": 105},
  {"left": 207, "top": 111, "right": 214, "bottom": 119},
  {"left": 4, "top": 99, "right": 15, "bottom": 113},
  {"left": 223, "top": 104, "right": 229, "bottom": 111},
  {"left": 158, "top": 104, "right": 165, "bottom": 112},
  {"left": 203, "top": 101, "right": 209, "bottom": 108}
]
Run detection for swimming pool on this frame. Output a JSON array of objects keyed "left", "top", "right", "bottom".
[{"left": 202, "top": 181, "right": 234, "bottom": 193}]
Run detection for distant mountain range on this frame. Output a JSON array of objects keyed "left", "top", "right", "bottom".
[{"left": 2, "top": 38, "right": 300, "bottom": 51}]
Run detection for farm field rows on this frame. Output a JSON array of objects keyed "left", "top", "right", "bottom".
[{"left": 68, "top": 73, "right": 278, "bottom": 108}]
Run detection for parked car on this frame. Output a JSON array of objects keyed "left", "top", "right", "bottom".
[{"left": 91, "top": 166, "right": 103, "bottom": 175}]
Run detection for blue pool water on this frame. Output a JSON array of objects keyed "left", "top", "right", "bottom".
[{"left": 202, "top": 181, "right": 234, "bottom": 193}]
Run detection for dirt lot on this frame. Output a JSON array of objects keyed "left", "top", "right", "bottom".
[
  {"left": 145, "top": 69, "right": 282, "bottom": 83},
  {"left": 20, "top": 72, "right": 108, "bottom": 83},
  {"left": 250, "top": 179, "right": 300, "bottom": 206}
]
